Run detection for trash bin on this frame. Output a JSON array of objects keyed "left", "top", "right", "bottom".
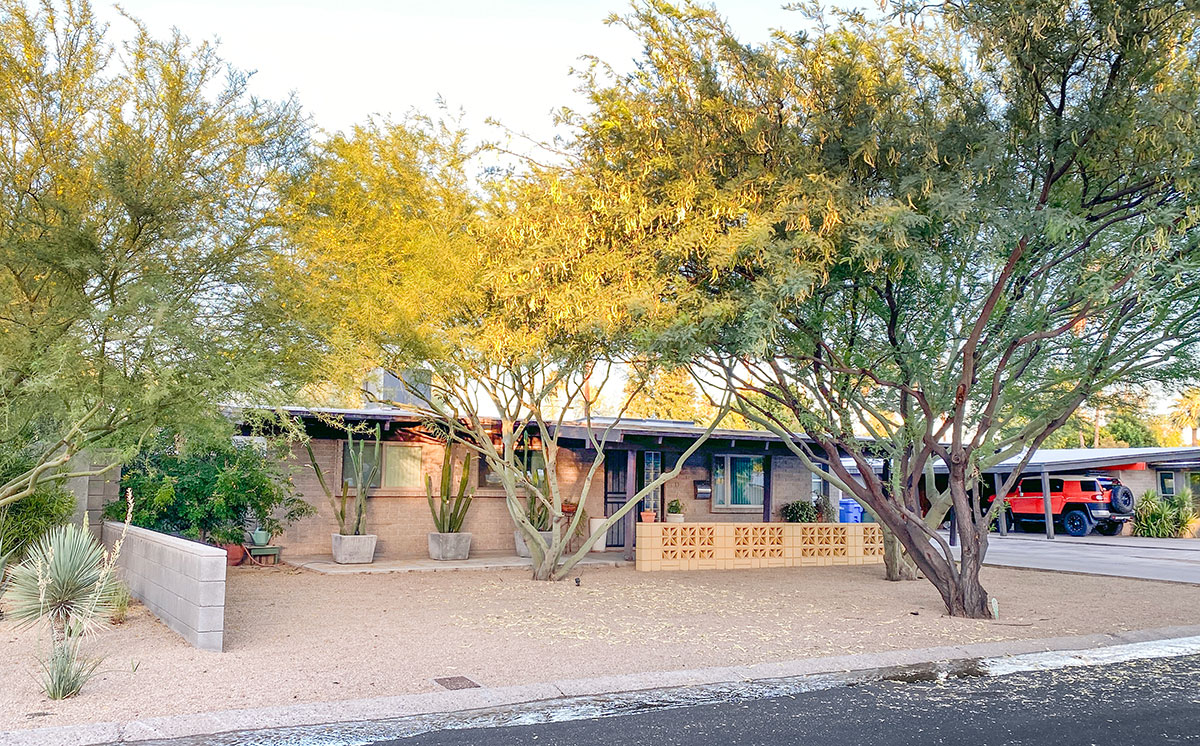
[{"left": 838, "top": 498, "right": 863, "bottom": 523}]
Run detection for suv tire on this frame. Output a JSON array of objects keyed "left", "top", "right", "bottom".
[
  {"left": 1109, "top": 485, "right": 1136, "bottom": 514},
  {"left": 1062, "top": 509, "right": 1091, "bottom": 537},
  {"left": 1095, "top": 520, "right": 1124, "bottom": 536}
]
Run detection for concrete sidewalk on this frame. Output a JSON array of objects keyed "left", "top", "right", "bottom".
[
  {"left": 8, "top": 624, "right": 1200, "bottom": 746},
  {"left": 286, "top": 550, "right": 629, "bottom": 574},
  {"left": 948, "top": 532, "right": 1200, "bottom": 583}
]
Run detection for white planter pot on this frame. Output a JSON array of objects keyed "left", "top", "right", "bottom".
[
  {"left": 664, "top": 513, "right": 685, "bottom": 523},
  {"left": 514, "top": 529, "right": 554, "bottom": 558},
  {"left": 331, "top": 533, "right": 377, "bottom": 564},
  {"left": 588, "top": 518, "right": 608, "bottom": 552},
  {"left": 429, "top": 532, "right": 472, "bottom": 561}
]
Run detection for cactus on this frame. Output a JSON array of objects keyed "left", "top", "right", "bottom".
[{"left": 427, "top": 441, "right": 474, "bottom": 533}]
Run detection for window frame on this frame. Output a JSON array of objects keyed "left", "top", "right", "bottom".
[
  {"left": 341, "top": 440, "right": 424, "bottom": 493},
  {"left": 1159, "top": 470, "right": 1176, "bottom": 496},
  {"left": 711, "top": 453, "right": 767, "bottom": 512}
]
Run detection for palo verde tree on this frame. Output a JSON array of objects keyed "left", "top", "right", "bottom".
[
  {"left": 0, "top": 1, "right": 311, "bottom": 508},
  {"left": 574, "top": 0, "right": 1200, "bottom": 617},
  {"left": 282, "top": 117, "right": 728, "bottom": 580}
]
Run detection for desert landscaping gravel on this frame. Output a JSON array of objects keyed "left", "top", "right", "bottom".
[{"left": 3, "top": 563, "right": 1199, "bottom": 731}]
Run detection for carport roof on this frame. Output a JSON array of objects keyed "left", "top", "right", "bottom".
[{"left": 984, "top": 447, "right": 1200, "bottom": 474}]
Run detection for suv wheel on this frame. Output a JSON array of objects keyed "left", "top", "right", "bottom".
[
  {"left": 1062, "top": 509, "right": 1091, "bottom": 537},
  {"left": 1095, "top": 520, "right": 1123, "bottom": 536}
]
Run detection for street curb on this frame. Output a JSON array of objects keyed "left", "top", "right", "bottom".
[{"left": 8, "top": 624, "right": 1200, "bottom": 746}]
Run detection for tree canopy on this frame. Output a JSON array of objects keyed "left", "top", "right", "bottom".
[
  {"left": 0, "top": 0, "right": 311, "bottom": 507},
  {"left": 564, "top": 0, "right": 1200, "bottom": 616}
]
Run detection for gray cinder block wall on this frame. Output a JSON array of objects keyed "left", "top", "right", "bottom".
[
  {"left": 67, "top": 452, "right": 120, "bottom": 540},
  {"left": 102, "top": 522, "right": 227, "bottom": 652}
]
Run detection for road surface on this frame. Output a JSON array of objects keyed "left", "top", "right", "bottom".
[{"left": 374, "top": 653, "right": 1200, "bottom": 746}]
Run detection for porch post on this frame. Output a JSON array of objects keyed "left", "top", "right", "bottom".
[
  {"left": 761, "top": 454, "right": 773, "bottom": 522},
  {"left": 623, "top": 449, "right": 637, "bottom": 561},
  {"left": 993, "top": 472, "right": 1007, "bottom": 537},
  {"left": 1041, "top": 469, "right": 1055, "bottom": 539}
]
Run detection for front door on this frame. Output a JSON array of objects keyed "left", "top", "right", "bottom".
[{"left": 604, "top": 454, "right": 629, "bottom": 548}]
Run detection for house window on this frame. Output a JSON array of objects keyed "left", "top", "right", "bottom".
[
  {"left": 382, "top": 444, "right": 422, "bottom": 488},
  {"left": 1159, "top": 471, "right": 1176, "bottom": 496},
  {"left": 342, "top": 440, "right": 381, "bottom": 489},
  {"left": 342, "top": 441, "right": 422, "bottom": 490},
  {"left": 478, "top": 456, "right": 504, "bottom": 489},
  {"left": 643, "top": 451, "right": 662, "bottom": 513},
  {"left": 712, "top": 455, "right": 765, "bottom": 509}
]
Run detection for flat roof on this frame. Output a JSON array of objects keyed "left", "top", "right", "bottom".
[{"left": 983, "top": 447, "right": 1200, "bottom": 473}]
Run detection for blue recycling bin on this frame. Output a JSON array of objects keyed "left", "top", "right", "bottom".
[{"left": 838, "top": 498, "right": 863, "bottom": 523}]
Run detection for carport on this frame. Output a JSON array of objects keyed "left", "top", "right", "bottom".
[{"left": 974, "top": 447, "right": 1200, "bottom": 540}]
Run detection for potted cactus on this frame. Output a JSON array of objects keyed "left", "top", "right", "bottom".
[
  {"left": 427, "top": 441, "right": 474, "bottom": 560},
  {"left": 306, "top": 424, "right": 381, "bottom": 564}
]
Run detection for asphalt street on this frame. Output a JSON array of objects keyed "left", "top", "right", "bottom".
[
  {"left": 374, "top": 653, "right": 1200, "bottom": 746},
  {"left": 946, "top": 533, "right": 1200, "bottom": 583}
]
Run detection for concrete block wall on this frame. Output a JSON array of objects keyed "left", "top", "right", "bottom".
[
  {"left": 102, "top": 522, "right": 226, "bottom": 652},
  {"left": 67, "top": 452, "right": 120, "bottom": 540}
]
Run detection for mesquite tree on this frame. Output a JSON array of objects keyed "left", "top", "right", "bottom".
[{"left": 573, "top": 1, "right": 1200, "bottom": 616}]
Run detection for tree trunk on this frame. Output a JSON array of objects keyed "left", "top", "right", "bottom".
[{"left": 882, "top": 527, "right": 920, "bottom": 581}]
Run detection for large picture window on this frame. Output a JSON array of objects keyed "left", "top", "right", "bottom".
[{"left": 712, "top": 455, "right": 765, "bottom": 509}]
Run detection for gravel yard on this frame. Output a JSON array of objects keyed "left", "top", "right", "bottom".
[{"left": 3, "top": 563, "right": 1199, "bottom": 732}]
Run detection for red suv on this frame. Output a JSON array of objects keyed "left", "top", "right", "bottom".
[{"left": 1001, "top": 475, "right": 1135, "bottom": 536}]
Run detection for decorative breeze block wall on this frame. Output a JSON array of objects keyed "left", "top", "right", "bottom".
[{"left": 636, "top": 522, "right": 885, "bottom": 572}]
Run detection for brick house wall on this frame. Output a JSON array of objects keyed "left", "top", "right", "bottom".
[{"left": 278, "top": 438, "right": 608, "bottom": 558}]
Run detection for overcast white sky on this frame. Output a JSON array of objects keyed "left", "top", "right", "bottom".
[{"left": 102, "top": 1, "right": 801, "bottom": 141}]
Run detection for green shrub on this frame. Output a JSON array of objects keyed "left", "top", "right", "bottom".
[
  {"left": 0, "top": 453, "right": 75, "bottom": 561},
  {"left": 1133, "top": 490, "right": 1197, "bottom": 538},
  {"left": 780, "top": 500, "right": 819, "bottom": 523},
  {"left": 109, "top": 582, "right": 132, "bottom": 625},
  {"left": 107, "top": 429, "right": 313, "bottom": 545}
]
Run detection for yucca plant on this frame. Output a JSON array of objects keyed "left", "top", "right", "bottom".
[
  {"left": 427, "top": 441, "right": 473, "bottom": 533},
  {"left": 4, "top": 523, "right": 118, "bottom": 643},
  {"left": 3, "top": 522, "right": 121, "bottom": 699},
  {"left": 40, "top": 637, "right": 101, "bottom": 700}
]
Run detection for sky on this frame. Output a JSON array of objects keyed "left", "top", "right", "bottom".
[{"left": 102, "top": 1, "right": 803, "bottom": 142}]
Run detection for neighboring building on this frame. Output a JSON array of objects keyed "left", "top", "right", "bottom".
[{"left": 979, "top": 447, "right": 1200, "bottom": 497}]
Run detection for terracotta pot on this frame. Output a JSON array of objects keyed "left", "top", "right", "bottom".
[
  {"left": 562, "top": 502, "right": 579, "bottom": 515},
  {"left": 640, "top": 510, "right": 657, "bottom": 523},
  {"left": 222, "top": 543, "right": 246, "bottom": 566}
]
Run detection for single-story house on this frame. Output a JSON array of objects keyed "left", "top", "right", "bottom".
[
  {"left": 263, "top": 406, "right": 1200, "bottom": 560},
  {"left": 269, "top": 406, "right": 836, "bottom": 559}
]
